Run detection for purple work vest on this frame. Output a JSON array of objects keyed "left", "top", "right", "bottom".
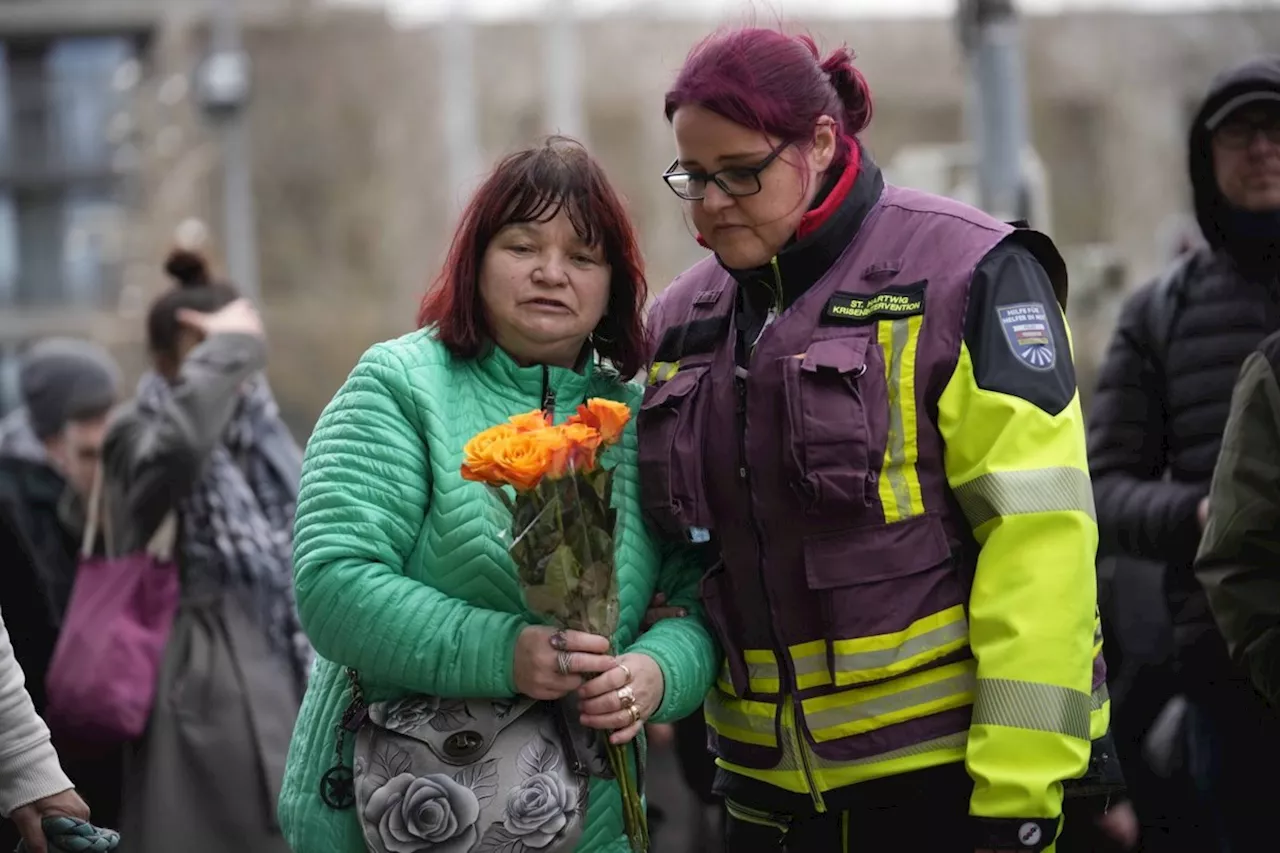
[{"left": 640, "top": 183, "right": 1070, "bottom": 767}]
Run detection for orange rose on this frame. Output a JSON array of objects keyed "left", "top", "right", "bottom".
[
  {"left": 567, "top": 398, "right": 631, "bottom": 446},
  {"left": 545, "top": 422, "right": 603, "bottom": 477},
  {"left": 509, "top": 410, "right": 551, "bottom": 432},
  {"left": 460, "top": 423, "right": 519, "bottom": 484},
  {"left": 486, "top": 432, "right": 554, "bottom": 491}
]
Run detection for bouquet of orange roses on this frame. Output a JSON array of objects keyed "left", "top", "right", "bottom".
[{"left": 461, "top": 398, "right": 648, "bottom": 852}]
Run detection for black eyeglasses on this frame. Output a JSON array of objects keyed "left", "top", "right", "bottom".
[
  {"left": 1215, "top": 114, "right": 1280, "bottom": 149},
  {"left": 662, "top": 141, "right": 791, "bottom": 201}
]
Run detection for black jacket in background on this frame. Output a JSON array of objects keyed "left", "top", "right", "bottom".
[
  {"left": 0, "top": 458, "right": 76, "bottom": 712},
  {"left": 1088, "top": 55, "right": 1280, "bottom": 684}
]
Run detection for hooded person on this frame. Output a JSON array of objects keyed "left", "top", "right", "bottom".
[{"left": 1088, "top": 55, "right": 1280, "bottom": 853}]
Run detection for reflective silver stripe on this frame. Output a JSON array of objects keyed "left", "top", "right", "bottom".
[
  {"left": 1091, "top": 683, "right": 1110, "bottom": 712},
  {"left": 971, "top": 677, "right": 1091, "bottom": 741},
  {"left": 832, "top": 617, "right": 969, "bottom": 675},
  {"left": 720, "top": 658, "right": 782, "bottom": 693},
  {"left": 793, "top": 654, "right": 827, "bottom": 681},
  {"left": 705, "top": 692, "right": 778, "bottom": 747},
  {"left": 952, "top": 466, "right": 1096, "bottom": 529},
  {"left": 748, "top": 661, "right": 780, "bottom": 689},
  {"left": 884, "top": 318, "right": 912, "bottom": 513},
  {"left": 804, "top": 670, "right": 976, "bottom": 735}
]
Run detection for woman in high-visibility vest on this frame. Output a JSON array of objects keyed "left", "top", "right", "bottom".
[{"left": 635, "top": 26, "right": 1112, "bottom": 853}]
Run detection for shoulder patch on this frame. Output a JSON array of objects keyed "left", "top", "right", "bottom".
[
  {"left": 822, "top": 282, "right": 926, "bottom": 325},
  {"left": 996, "top": 302, "right": 1056, "bottom": 371},
  {"left": 964, "top": 241, "right": 1076, "bottom": 416}
]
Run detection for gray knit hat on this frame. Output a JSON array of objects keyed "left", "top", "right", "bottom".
[{"left": 19, "top": 338, "right": 121, "bottom": 439}]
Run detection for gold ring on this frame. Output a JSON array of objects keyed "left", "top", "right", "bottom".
[
  {"left": 628, "top": 704, "right": 641, "bottom": 725},
  {"left": 617, "top": 685, "right": 636, "bottom": 708},
  {"left": 617, "top": 662, "right": 633, "bottom": 684}
]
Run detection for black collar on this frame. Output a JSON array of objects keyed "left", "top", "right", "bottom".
[{"left": 728, "top": 155, "right": 884, "bottom": 315}]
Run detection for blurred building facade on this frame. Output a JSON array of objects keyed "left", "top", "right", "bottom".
[{"left": 0, "top": 1, "right": 1276, "bottom": 431}]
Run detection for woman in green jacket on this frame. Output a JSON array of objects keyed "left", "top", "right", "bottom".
[{"left": 277, "top": 137, "right": 719, "bottom": 853}]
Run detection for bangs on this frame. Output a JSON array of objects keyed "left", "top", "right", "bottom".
[{"left": 494, "top": 143, "right": 605, "bottom": 248}]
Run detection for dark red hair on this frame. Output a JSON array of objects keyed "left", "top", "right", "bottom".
[
  {"left": 418, "top": 136, "right": 648, "bottom": 378},
  {"left": 664, "top": 28, "right": 873, "bottom": 166}
]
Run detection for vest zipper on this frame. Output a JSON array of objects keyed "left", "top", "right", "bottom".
[
  {"left": 749, "top": 257, "right": 785, "bottom": 355},
  {"left": 736, "top": 263, "right": 827, "bottom": 814},
  {"left": 541, "top": 365, "right": 556, "bottom": 419}
]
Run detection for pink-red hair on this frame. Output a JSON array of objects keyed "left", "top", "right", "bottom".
[
  {"left": 418, "top": 137, "right": 648, "bottom": 378},
  {"left": 664, "top": 27, "right": 873, "bottom": 167}
]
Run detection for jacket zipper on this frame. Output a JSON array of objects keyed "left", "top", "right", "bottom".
[
  {"left": 737, "top": 256, "right": 826, "bottom": 813},
  {"left": 540, "top": 364, "right": 556, "bottom": 419}
]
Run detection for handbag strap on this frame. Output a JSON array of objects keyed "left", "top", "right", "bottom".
[
  {"left": 80, "top": 464, "right": 177, "bottom": 562},
  {"left": 80, "top": 465, "right": 109, "bottom": 560}
]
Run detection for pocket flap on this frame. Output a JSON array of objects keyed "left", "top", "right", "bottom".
[
  {"left": 642, "top": 364, "right": 707, "bottom": 409},
  {"left": 801, "top": 336, "right": 869, "bottom": 375},
  {"left": 367, "top": 695, "right": 538, "bottom": 767},
  {"left": 804, "top": 513, "right": 950, "bottom": 588}
]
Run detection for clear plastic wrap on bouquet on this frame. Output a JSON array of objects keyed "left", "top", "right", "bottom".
[{"left": 462, "top": 398, "right": 648, "bottom": 852}]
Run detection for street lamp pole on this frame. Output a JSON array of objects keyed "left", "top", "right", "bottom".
[
  {"left": 200, "top": 0, "right": 259, "bottom": 300},
  {"left": 957, "top": 0, "right": 1029, "bottom": 223},
  {"left": 545, "top": 0, "right": 585, "bottom": 142},
  {"left": 441, "top": 0, "right": 480, "bottom": 216}
]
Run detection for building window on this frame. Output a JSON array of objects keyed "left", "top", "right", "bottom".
[{"left": 0, "top": 36, "right": 137, "bottom": 310}]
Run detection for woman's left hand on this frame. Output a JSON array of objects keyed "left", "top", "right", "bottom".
[{"left": 577, "top": 653, "right": 665, "bottom": 745}]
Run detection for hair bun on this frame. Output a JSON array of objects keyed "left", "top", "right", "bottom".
[
  {"left": 819, "top": 47, "right": 874, "bottom": 136},
  {"left": 164, "top": 249, "right": 210, "bottom": 289}
]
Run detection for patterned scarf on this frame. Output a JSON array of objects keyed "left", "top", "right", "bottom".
[{"left": 134, "top": 371, "right": 312, "bottom": 689}]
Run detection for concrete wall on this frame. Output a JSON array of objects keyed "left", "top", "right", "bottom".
[{"left": 6, "top": 4, "right": 1277, "bottom": 431}]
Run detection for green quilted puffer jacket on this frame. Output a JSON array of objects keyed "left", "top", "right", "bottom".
[{"left": 278, "top": 331, "right": 719, "bottom": 853}]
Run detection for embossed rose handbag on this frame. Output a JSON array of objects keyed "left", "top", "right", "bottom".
[{"left": 322, "top": 668, "right": 613, "bottom": 853}]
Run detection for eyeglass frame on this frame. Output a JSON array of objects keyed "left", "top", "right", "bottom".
[
  {"left": 1213, "top": 112, "right": 1280, "bottom": 150},
  {"left": 661, "top": 141, "right": 793, "bottom": 201}
]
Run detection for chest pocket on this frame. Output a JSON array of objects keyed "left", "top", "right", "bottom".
[
  {"left": 779, "top": 335, "right": 886, "bottom": 518},
  {"left": 637, "top": 359, "right": 715, "bottom": 538}
]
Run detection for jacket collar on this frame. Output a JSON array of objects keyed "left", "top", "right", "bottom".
[
  {"left": 724, "top": 145, "right": 885, "bottom": 313},
  {"left": 470, "top": 341, "right": 597, "bottom": 410}
]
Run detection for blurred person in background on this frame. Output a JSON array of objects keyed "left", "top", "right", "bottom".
[
  {"left": 0, "top": 515, "right": 119, "bottom": 853},
  {"left": 641, "top": 26, "right": 1110, "bottom": 853},
  {"left": 1196, "top": 330, "right": 1280, "bottom": 714},
  {"left": 277, "top": 138, "right": 718, "bottom": 853},
  {"left": 1088, "top": 54, "right": 1280, "bottom": 853},
  {"left": 102, "top": 250, "right": 308, "bottom": 853},
  {"left": 0, "top": 338, "right": 123, "bottom": 852}
]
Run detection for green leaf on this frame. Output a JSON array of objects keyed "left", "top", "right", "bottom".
[
  {"left": 523, "top": 584, "right": 562, "bottom": 618},
  {"left": 585, "top": 595, "right": 619, "bottom": 638},
  {"left": 545, "top": 544, "right": 581, "bottom": 602}
]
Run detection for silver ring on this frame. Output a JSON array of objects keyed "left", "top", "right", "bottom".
[
  {"left": 616, "top": 685, "right": 636, "bottom": 708},
  {"left": 550, "top": 631, "right": 568, "bottom": 652},
  {"left": 556, "top": 651, "right": 574, "bottom": 676}
]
